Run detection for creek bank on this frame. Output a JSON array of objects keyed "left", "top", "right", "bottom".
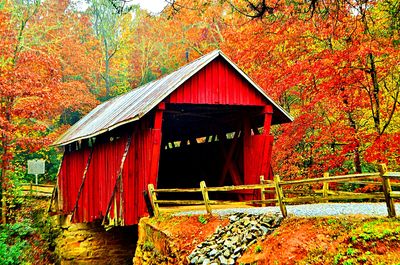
[{"left": 133, "top": 213, "right": 282, "bottom": 265}]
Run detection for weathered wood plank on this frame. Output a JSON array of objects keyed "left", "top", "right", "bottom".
[
  {"left": 20, "top": 185, "right": 54, "bottom": 193},
  {"left": 155, "top": 200, "right": 206, "bottom": 205},
  {"left": 200, "top": 181, "right": 212, "bottom": 214},
  {"left": 21, "top": 184, "right": 54, "bottom": 188},
  {"left": 390, "top": 191, "right": 400, "bottom": 199},
  {"left": 148, "top": 184, "right": 160, "bottom": 216},
  {"left": 209, "top": 199, "right": 278, "bottom": 205},
  {"left": 384, "top": 172, "right": 400, "bottom": 179},
  {"left": 206, "top": 184, "right": 275, "bottom": 192},
  {"left": 274, "top": 175, "right": 287, "bottom": 218},
  {"left": 20, "top": 190, "right": 53, "bottom": 197},
  {"left": 155, "top": 184, "right": 274, "bottom": 193},
  {"left": 283, "top": 194, "right": 385, "bottom": 203},
  {"left": 380, "top": 164, "right": 396, "bottom": 217},
  {"left": 280, "top": 173, "right": 380, "bottom": 186},
  {"left": 323, "top": 172, "right": 329, "bottom": 198},
  {"left": 155, "top": 199, "right": 279, "bottom": 206},
  {"left": 153, "top": 187, "right": 202, "bottom": 193},
  {"left": 260, "top": 175, "right": 266, "bottom": 207}
]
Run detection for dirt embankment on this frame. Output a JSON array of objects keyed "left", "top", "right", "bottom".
[{"left": 134, "top": 214, "right": 400, "bottom": 265}]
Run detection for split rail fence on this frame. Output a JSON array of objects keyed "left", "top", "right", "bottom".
[
  {"left": 19, "top": 183, "right": 54, "bottom": 197},
  {"left": 148, "top": 164, "right": 400, "bottom": 218}
]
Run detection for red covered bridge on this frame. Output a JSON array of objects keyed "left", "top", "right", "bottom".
[{"left": 54, "top": 50, "right": 293, "bottom": 226}]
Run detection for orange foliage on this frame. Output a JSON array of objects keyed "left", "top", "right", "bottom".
[
  {"left": 0, "top": 1, "right": 98, "bottom": 186},
  {"left": 132, "top": 0, "right": 400, "bottom": 177}
]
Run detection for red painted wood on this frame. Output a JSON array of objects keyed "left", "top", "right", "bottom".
[
  {"left": 168, "top": 57, "right": 266, "bottom": 106},
  {"left": 58, "top": 56, "right": 278, "bottom": 226},
  {"left": 58, "top": 115, "right": 161, "bottom": 225},
  {"left": 263, "top": 105, "right": 273, "bottom": 135},
  {"left": 243, "top": 134, "right": 274, "bottom": 200}
]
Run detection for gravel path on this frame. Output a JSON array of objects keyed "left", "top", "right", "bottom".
[{"left": 174, "top": 202, "right": 400, "bottom": 217}]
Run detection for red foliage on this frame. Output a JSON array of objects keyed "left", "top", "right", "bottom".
[{"left": 0, "top": 2, "right": 98, "bottom": 187}]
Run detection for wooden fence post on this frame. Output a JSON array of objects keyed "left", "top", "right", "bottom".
[
  {"left": 260, "top": 175, "right": 266, "bottom": 207},
  {"left": 148, "top": 184, "right": 159, "bottom": 217},
  {"left": 200, "top": 181, "right": 212, "bottom": 215},
  {"left": 274, "top": 175, "right": 287, "bottom": 218},
  {"left": 323, "top": 172, "right": 329, "bottom": 199},
  {"left": 379, "top": 164, "right": 396, "bottom": 217}
]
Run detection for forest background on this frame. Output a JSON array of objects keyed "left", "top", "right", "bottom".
[{"left": 1, "top": 0, "right": 399, "bottom": 198}]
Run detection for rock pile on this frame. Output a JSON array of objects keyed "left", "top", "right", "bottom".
[{"left": 187, "top": 213, "right": 283, "bottom": 265}]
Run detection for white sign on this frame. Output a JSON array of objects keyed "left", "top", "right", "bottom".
[{"left": 28, "top": 159, "right": 45, "bottom": 175}]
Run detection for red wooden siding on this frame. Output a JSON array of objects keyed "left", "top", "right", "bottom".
[
  {"left": 168, "top": 57, "right": 266, "bottom": 106},
  {"left": 57, "top": 55, "right": 282, "bottom": 226},
  {"left": 58, "top": 116, "right": 162, "bottom": 225},
  {"left": 244, "top": 135, "right": 274, "bottom": 184}
]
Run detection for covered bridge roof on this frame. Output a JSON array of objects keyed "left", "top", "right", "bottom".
[{"left": 54, "top": 50, "right": 293, "bottom": 146}]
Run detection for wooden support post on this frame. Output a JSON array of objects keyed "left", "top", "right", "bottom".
[
  {"left": 143, "top": 190, "right": 154, "bottom": 217},
  {"left": 102, "top": 135, "right": 132, "bottom": 226},
  {"left": 262, "top": 105, "right": 273, "bottom": 135},
  {"left": 70, "top": 147, "right": 94, "bottom": 222},
  {"left": 274, "top": 175, "right": 287, "bottom": 218},
  {"left": 149, "top": 103, "right": 164, "bottom": 186},
  {"left": 379, "top": 164, "right": 396, "bottom": 218},
  {"left": 113, "top": 195, "right": 118, "bottom": 225},
  {"left": 323, "top": 172, "right": 329, "bottom": 199},
  {"left": 260, "top": 175, "right": 266, "bottom": 207},
  {"left": 200, "top": 181, "right": 212, "bottom": 215},
  {"left": 148, "top": 184, "right": 159, "bottom": 217}
]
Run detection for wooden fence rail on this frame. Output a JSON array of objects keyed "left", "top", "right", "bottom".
[
  {"left": 19, "top": 183, "right": 54, "bottom": 197},
  {"left": 148, "top": 164, "right": 400, "bottom": 218},
  {"left": 148, "top": 179, "right": 277, "bottom": 217}
]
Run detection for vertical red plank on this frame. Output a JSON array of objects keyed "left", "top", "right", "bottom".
[
  {"left": 197, "top": 69, "right": 202, "bottom": 103},
  {"left": 168, "top": 58, "right": 266, "bottom": 106},
  {"left": 223, "top": 61, "right": 228, "bottom": 104},
  {"left": 219, "top": 58, "right": 224, "bottom": 104},
  {"left": 263, "top": 105, "right": 273, "bottom": 135},
  {"left": 201, "top": 67, "right": 205, "bottom": 103}
]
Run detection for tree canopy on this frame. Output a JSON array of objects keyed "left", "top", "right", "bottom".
[{"left": 0, "top": 0, "right": 399, "bottom": 198}]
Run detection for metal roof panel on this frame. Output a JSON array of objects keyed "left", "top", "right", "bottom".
[{"left": 54, "top": 50, "right": 293, "bottom": 146}]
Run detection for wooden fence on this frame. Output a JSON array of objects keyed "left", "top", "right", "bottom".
[
  {"left": 19, "top": 183, "right": 54, "bottom": 197},
  {"left": 148, "top": 164, "right": 400, "bottom": 218}
]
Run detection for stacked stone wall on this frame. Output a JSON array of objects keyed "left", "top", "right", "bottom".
[{"left": 55, "top": 221, "right": 137, "bottom": 265}]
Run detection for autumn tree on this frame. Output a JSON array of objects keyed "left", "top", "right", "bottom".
[
  {"left": 140, "top": 0, "right": 400, "bottom": 178},
  {"left": 87, "top": 0, "right": 138, "bottom": 100},
  {"left": 0, "top": 0, "right": 97, "bottom": 222}
]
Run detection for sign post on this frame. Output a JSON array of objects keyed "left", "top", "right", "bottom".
[{"left": 27, "top": 159, "right": 45, "bottom": 185}]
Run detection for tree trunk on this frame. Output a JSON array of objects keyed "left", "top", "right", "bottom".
[
  {"left": 353, "top": 145, "right": 362, "bottom": 173},
  {"left": 346, "top": 111, "right": 362, "bottom": 173},
  {"left": 368, "top": 53, "right": 381, "bottom": 134},
  {"left": 104, "top": 38, "right": 111, "bottom": 98}
]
